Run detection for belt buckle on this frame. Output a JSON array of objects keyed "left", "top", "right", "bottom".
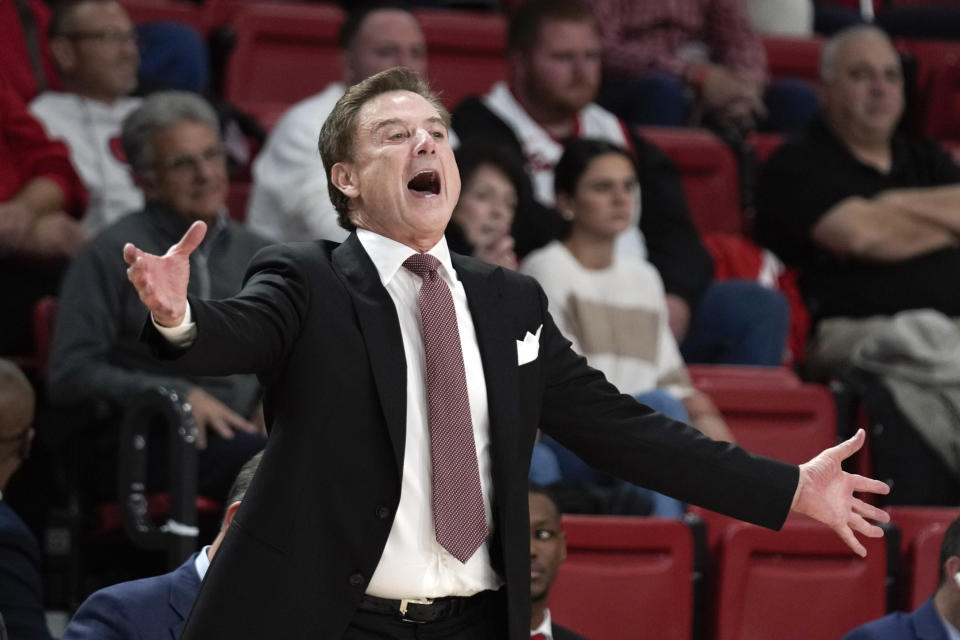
[{"left": 399, "top": 597, "right": 434, "bottom": 623}]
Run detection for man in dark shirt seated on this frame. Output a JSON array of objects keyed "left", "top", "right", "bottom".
[
  {"left": 756, "top": 25, "right": 960, "bottom": 380},
  {"left": 47, "top": 91, "right": 269, "bottom": 501}
]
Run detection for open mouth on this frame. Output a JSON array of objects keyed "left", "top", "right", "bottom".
[{"left": 407, "top": 169, "right": 441, "bottom": 196}]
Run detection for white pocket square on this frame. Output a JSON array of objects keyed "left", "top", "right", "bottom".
[{"left": 516, "top": 324, "right": 542, "bottom": 366}]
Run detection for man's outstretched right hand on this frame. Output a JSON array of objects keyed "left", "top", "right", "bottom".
[{"left": 123, "top": 220, "right": 207, "bottom": 327}]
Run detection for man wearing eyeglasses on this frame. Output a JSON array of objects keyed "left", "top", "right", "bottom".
[
  {"left": 47, "top": 91, "right": 269, "bottom": 503},
  {"left": 0, "top": 359, "right": 51, "bottom": 640},
  {"left": 30, "top": 0, "right": 144, "bottom": 235}
]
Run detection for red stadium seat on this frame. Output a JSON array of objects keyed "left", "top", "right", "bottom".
[
  {"left": 224, "top": 2, "right": 345, "bottom": 110},
  {"left": 713, "top": 519, "right": 888, "bottom": 640},
  {"left": 414, "top": 10, "right": 507, "bottom": 110},
  {"left": 636, "top": 126, "right": 742, "bottom": 235},
  {"left": 762, "top": 36, "right": 825, "bottom": 86},
  {"left": 687, "top": 364, "right": 801, "bottom": 390},
  {"left": 224, "top": 4, "right": 507, "bottom": 116},
  {"left": 549, "top": 516, "right": 700, "bottom": 640},
  {"left": 886, "top": 506, "right": 960, "bottom": 609},
  {"left": 895, "top": 38, "right": 960, "bottom": 141},
  {"left": 696, "top": 382, "right": 837, "bottom": 466},
  {"left": 748, "top": 132, "right": 786, "bottom": 165},
  {"left": 908, "top": 524, "right": 948, "bottom": 610}
]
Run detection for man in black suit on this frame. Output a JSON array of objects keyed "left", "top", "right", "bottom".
[
  {"left": 529, "top": 485, "right": 586, "bottom": 640},
  {"left": 122, "top": 67, "right": 890, "bottom": 639},
  {"left": 0, "top": 359, "right": 51, "bottom": 640}
]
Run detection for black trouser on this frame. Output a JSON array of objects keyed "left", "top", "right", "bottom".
[{"left": 344, "top": 590, "right": 508, "bottom": 639}]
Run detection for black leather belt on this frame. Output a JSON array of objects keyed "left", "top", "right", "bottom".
[{"left": 357, "top": 590, "right": 494, "bottom": 623}]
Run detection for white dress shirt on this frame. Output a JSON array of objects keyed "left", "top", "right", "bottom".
[
  {"left": 194, "top": 544, "right": 212, "bottom": 581},
  {"left": 155, "top": 229, "right": 503, "bottom": 598},
  {"left": 530, "top": 608, "right": 554, "bottom": 639},
  {"left": 356, "top": 229, "right": 501, "bottom": 598},
  {"left": 939, "top": 608, "right": 960, "bottom": 640}
]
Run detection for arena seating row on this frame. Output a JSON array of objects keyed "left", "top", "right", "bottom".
[
  {"left": 551, "top": 506, "right": 958, "bottom": 640},
  {"left": 118, "top": 0, "right": 960, "bottom": 144},
  {"left": 112, "top": 0, "right": 960, "bottom": 240}
]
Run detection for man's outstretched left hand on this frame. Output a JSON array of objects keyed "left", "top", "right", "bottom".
[{"left": 791, "top": 429, "right": 891, "bottom": 557}]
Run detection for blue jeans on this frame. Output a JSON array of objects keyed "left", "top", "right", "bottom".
[
  {"left": 681, "top": 280, "right": 790, "bottom": 366},
  {"left": 528, "top": 389, "right": 687, "bottom": 518},
  {"left": 597, "top": 72, "right": 817, "bottom": 134}
]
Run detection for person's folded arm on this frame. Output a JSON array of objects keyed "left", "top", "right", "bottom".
[
  {"left": 811, "top": 195, "right": 957, "bottom": 261},
  {"left": 875, "top": 185, "right": 960, "bottom": 235}
]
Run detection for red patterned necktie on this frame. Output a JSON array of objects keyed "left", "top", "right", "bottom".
[
  {"left": 530, "top": 634, "right": 548, "bottom": 640},
  {"left": 403, "top": 253, "right": 487, "bottom": 564}
]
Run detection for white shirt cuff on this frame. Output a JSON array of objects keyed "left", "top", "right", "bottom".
[{"left": 152, "top": 304, "right": 197, "bottom": 347}]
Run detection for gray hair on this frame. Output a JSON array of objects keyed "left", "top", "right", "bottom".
[
  {"left": 318, "top": 66, "right": 448, "bottom": 231},
  {"left": 820, "top": 24, "right": 896, "bottom": 83},
  {"left": 121, "top": 91, "right": 220, "bottom": 171}
]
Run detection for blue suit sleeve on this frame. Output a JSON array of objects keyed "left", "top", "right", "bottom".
[{"left": 60, "top": 590, "right": 134, "bottom": 640}]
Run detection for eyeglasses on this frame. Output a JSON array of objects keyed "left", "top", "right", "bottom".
[
  {"left": 62, "top": 29, "right": 138, "bottom": 46},
  {"left": 156, "top": 145, "right": 227, "bottom": 175}
]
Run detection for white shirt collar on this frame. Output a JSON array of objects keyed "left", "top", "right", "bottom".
[
  {"left": 356, "top": 228, "right": 458, "bottom": 288},
  {"left": 530, "top": 607, "right": 553, "bottom": 639},
  {"left": 938, "top": 607, "right": 960, "bottom": 640},
  {"left": 194, "top": 545, "right": 212, "bottom": 581}
]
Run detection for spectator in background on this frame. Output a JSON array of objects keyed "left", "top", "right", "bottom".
[
  {"left": 583, "top": 0, "right": 818, "bottom": 135},
  {"left": 31, "top": 0, "right": 144, "bottom": 236},
  {"left": 48, "top": 91, "right": 268, "bottom": 501},
  {"left": 522, "top": 139, "right": 734, "bottom": 517},
  {"left": 842, "top": 515, "right": 960, "bottom": 639},
  {"left": 0, "top": 74, "right": 87, "bottom": 356},
  {"left": 453, "top": 0, "right": 789, "bottom": 366},
  {"left": 529, "top": 485, "right": 588, "bottom": 640},
  {"left": 0, "top": 360, "right": 51, "bottom": 640},
  {"left": 60, "top": 451, "right": 263, "bottom": 640},
  {"left": 248, "top": 0, "right": 427, "bottom": 243},
  {"left": 446, "top": 142, "right": 529, "bottom": 270},
  {"left": 756, "top": 25, "right": 960, "bottom": 380}
]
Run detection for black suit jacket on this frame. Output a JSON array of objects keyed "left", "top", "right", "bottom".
[
  {"left": 0, "top": 501, "right": 50, "bottom": 640},
  {"left": 553, "top": 622, "right": 588, "bottom": 640},
  {"left": 149, "top": 234, "right": 798, "bottom": 639}
]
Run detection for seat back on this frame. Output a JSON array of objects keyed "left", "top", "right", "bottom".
[
  {"left": 225, "top": 3, "right": 344, "bottom": 110},
  {"left": 762, "top": 36, "right": 825, "bottom": 86},
  {"left": 636, "top": 126, "right": 742, "bottom": 235},
  {"left": 697, "top": 383, "right": 837, "bottom": 466},
  {"left": 549, "top": 516, "right": 699, "bottom": 640},
  {"left": 415, "top": 10, "right": 506, "bottom": 110},
  {"left": 909, "top": 524, "right": 948, "bottom": 610},
  {"left": 887, "top": 506, "right": 960, "bottom": 609},
  {"left": 714, "top": 520, "right": 888, "bottom": 640}
]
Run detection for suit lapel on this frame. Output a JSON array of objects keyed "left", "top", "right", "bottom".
[
  {"left": 169, "top": 553, "right": 201, "bottom": 640},
  {"left": 452, "top": 255, "right": 519, "bottom": 507},
  {"left": 333, "top": 234, "right": 407, "bottom": 473},
  {"left": 913, "top": 598, "right": 951, "bottom": 640}
]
